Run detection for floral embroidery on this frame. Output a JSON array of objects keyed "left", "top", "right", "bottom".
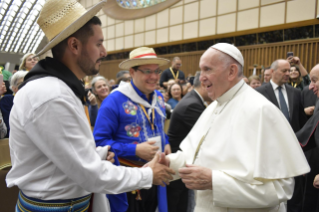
[
  {"left": 157, "top": 96, "right": 165, "bottom": 108},
  {"left": 122, "top": 101, "right": 138, "bottom": 115},
  {"left": 125, "top": 123, "right": 141, "bottom": 137}
]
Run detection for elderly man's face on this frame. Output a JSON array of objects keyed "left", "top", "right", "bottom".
[
  {"left": 272, "top": 60, "right": 290, "bottom": 86},
  {"left": 309, "top": 65, "right": 319, "bottom": 98},
  {"left": 199, "top": 48, "right": 232, "bottom": 100}
]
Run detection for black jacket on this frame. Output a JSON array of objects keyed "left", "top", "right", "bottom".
[
  {"left": 256, "top": 83, "right": 307, "bottom": 132},
  {"left": 167, "top": 89, "right": 206, "bottom": 153}
]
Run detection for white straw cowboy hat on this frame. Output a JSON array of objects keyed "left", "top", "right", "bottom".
[
  {"left": 36, "top": 0, "right": 107, "bottom": 56},
  {"left": 119, "top": 47, "right": 170, "bottom": 69}
]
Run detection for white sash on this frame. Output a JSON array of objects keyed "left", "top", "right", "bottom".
[{"left": 113, "top": 81, "right": 165, "bottom": 118}]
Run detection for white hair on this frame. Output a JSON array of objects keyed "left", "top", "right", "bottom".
[
  {"left": 91, "top": 76, "right": 108, "bottom": 93},
  {"left": 10, "top": 70, "right": 27, "bottom": 90}
]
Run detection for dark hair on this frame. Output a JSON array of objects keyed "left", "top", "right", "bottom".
[
  {"left": 288, "top": 65, "right": 302, "bottom": 84},
  {"left": 116, "top": 70, "right": 129, "bottom": 79},
  {"left": 168, "top": 83, "right": 183, "bottom": 99},
  {"left": 131, "top": 66, "right": 139, "bottom": 71},
  {"left": 52, "top": 16, "right": 102, "bottom": 61}
]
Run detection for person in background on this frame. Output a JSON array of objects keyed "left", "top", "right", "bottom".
[
  {"left": 0, "top": 81, "right": 7, "bottom": 138},
  {"left": 112, "top": 70, "right": 132, "bottom": 89},
  {"left": 0, "top": 66, "right": 12, "bottom": 81},
  {"left": 263, "top": 67, "right": 272, "bottom": 83},
  {"left": 287, "top": 56, "right": 310, "bottom": 91},
  {"left": 182, "top": 82, "right": 192, "bottom": 96},
  {"left": 0, "top": 71, "right": 27, "bottom": 138},
  {"left": 166, "top": 79, "right": 176, "bottom": 90},
  {"left": 116, "top": 70, "right": 130, "bottom": 80},
  {"left": 88, "top": 76, "right": 110, "bottom": 126},
  {"left": 160, "top": 57, "right": 185, "bottom": 88},
  {"left": 109, "top": 79, "right": 115, "bottom": 87},
  {"left": 167, "top": 83, "right": 183, "bottom": 110},
  {"left": 256, "top": 59, "right": 307, "bottom": 212},
  {"left": 19, "top": 53, "right": 39, "bottom": 71},
  {"left": 116, "top": 74, "right": 132, "bottom": 85},
  {"left": 248, "top": 75, "right": 261, "bottom": 89}
]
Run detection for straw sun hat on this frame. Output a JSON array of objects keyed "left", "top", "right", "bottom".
[
  {"left": 119, "top": 47, "right": 170, "bottom": 69},
  {"left": 36, "top": 0, "right": 107, "bottom": 56}
]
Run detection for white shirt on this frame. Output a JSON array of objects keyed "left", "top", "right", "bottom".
[
  {"left": 270, "top": 79, "right": 290, "bottom": 112},
  {"left": 167, "top": 80, "right": 310, "bottom": 212},
  {"left": 6, "top": 77, "right": 152, "bottom": 200}
]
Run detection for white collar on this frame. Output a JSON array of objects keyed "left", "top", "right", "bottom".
[
  {"left": 216, "top": 80, "right": 245, "bottom": 105},
  {"left": 113, "top": 81, "right": 165, "bottom": 118},
  {"left": 270, "top": 79, "right": 286, "bottom": 91}
]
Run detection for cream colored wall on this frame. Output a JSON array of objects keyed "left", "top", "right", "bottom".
[{"left": 79, "top": 0, "right": 318, "bottom": 53}]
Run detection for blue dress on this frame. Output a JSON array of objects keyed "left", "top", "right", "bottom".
[{"left": 94, "top": 81, "right": 169, "bottom": 212}]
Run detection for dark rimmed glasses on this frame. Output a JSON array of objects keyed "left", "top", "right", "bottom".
[{"left": 137, "top": 69, "right": 162, "bottom": 75}]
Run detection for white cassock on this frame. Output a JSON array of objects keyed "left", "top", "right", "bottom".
[{"left": 167, "top": 80, "right": 310, "bottom": 212}]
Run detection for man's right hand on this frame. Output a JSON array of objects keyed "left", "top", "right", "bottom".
[
  {"left": 136, "top": 141, "right": 159, "bottom": 161},
  {"left": 305, "top": 106, "right": 315, "bottom": 116},
  {"left": 148, "top": 153, "right": 175, "bottom": 187}
]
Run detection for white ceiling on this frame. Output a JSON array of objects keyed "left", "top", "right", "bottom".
[{"left": 0, "top": 0, "right": 47, "bottom": 64}]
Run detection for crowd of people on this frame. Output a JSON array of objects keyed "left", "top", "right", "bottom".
[{"left": 2, "top": 1, "right": 319, "bottom": 212}]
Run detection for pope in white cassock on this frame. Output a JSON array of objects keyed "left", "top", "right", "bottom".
[{"left": 164, "top": 43, "right": 310, "bottom": 212}]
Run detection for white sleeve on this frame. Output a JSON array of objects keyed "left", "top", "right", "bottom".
[
  {"left": 167, "top": 150, "right": 187, "bottom": 181},
  {"left": 24, "top": 97, "right": 152, "bottom": 194},
  {"left": 212, "top": 170, "right": 294, "bottom": 208}
]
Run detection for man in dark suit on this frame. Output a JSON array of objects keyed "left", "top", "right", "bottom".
[
  {"left": 256, "top": 59, "right": 307, "bottom": 132},
  {"left": 166, "top": 72, "right": 211, "bottom": 212},
  {"left": 256, "top": 59, "right": 307, "bottom": 212}
]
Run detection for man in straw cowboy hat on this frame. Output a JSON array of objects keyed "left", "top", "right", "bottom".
[
  {"left": 160, "top": 43, "right": 310, "bottom": 212},
  {"left": 94, "top": 47, "right": 171, "bottom": 212},
  {"left": 6, "top": 1, "right": 174, "bottom": 212}
]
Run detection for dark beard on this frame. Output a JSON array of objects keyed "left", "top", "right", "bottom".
[{"left": 77, "top": 50, "right": 100, "bottom": 76}]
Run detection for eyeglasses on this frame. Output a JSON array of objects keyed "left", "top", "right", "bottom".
[{"left": 137, "top": 69, "right": 162, "bottom": 75}]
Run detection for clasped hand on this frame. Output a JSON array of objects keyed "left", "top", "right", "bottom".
[
  {"left": 147, "top": 152, "right": 175, "bottom": 187},
  {"left": 179, "top": 164, "right": 212, "bottom": 190}
]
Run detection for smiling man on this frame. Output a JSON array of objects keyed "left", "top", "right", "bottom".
[
  {"left": 94, "top": 47, "right": 172, "bottom": 212},
  {"left": 6, "top": 1, "right": 174, "bottom": 212},
  {"left": 164, "top": 43, "right": 310, "bottom": 211}
]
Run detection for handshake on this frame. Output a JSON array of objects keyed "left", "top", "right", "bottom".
[
  {"left": 105, "top": 147, "right": 175, "bottom": 187},
  {"left": 144, "top": 152, "right": 175, "bottom": 187},
  {"left": 106, "top": 148, "right": 212, "bottom": 190}
]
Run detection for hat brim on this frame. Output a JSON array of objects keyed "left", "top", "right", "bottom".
[
  {"left": 36, "top": 0, "right": 107, "bottom": 57},
  {"left": 119, "top": 58, "right": 170, "bottom": 69}
]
